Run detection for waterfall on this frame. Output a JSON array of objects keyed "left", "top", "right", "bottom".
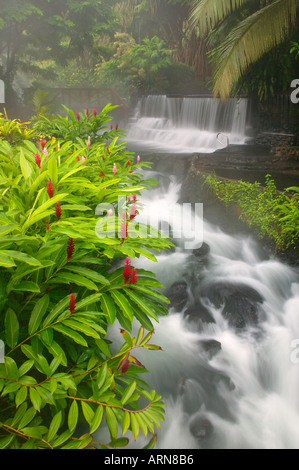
[
  {"left": 127, "top": 95, "right": 251, "bottom": 153},
  {"left": 102, "top": 169, "right": 299, "bottom": 450}
]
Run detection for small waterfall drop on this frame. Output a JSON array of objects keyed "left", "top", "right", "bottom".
[{"left": 127, "top": 95, "right": 251, "bottom": 153}]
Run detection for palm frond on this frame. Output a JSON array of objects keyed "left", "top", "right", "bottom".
[
  {"left": 189, "top": 0, "right": 249, "bottom": 35},
  {"left": 211, "top": 0, "right": 297, "bottom": 100}
]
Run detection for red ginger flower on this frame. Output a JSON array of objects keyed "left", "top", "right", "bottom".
[
  {"left": 35, "top": 153, "right": 41, "bottom": 168},
  {"left": 86, "top": 107, "right": 89, "bottom": 120},
  {"left": 130, "top": 203, "right": 137, "bottom": 221},
  {"left": 55, "top": 201, "right": 62, "bottom": 220},
  {"left": 69, "top": 293, "right": 76, "bottom": 314},
  {"left": 46, "top": 220, "right": 50, "bottom": 232},
  {"left": 47, "top": 180, "right": 54, "bottom": 198},
  {"left": 115, "top": 122, "right": 119, "bottom": 130},
  {"left": 123, "top": 258, "right": 132, "bottom": 284},
  {"left": 76, "top": 111, "right": 80, "bottom": 121},
  {"left": 93, "top": 108, "right": 97, "bottom": 117},
  {"left": 129, "top": 268, "right": 138, "bottom": 285},
  {"left": 41, "top": 139, "right": 46, "bottom": 150},
  {"left": 67, "top": 237, "right": 75, "bottom": 261}
]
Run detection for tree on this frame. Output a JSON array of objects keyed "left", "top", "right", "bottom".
[
  {"left": 0, "top": 0, "right": 118, "bottom": 111},
  {"left": 189, "top": 0, "right": 298, "bottom": 99}
]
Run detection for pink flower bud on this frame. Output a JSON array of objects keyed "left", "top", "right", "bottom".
[
  {"left": 107, "top": 208, "right": 113, "bottom": 216},
  {"left": 113, "top": 163, "right": 117, "bottom": 175},
  {"left": 137, "top": 155, "right": 140, "bottom": 163},
  {"left": 87, "top": 136, "right": 91, "bottom": 148}
]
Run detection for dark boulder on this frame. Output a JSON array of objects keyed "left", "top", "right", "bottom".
[
  {"left": 192, "top": 242, "right": 210, "bottom": 258},
  {"left": 166, "top": 281, "right": 189, "bottom": 312},
  {"left": 199, "top": 339, "right": 222, "bottom": 359},
  {"left": 184, "top": 301, "right": 215, "bottom": 325},
  {"left": 200, "top": 281, "right": 264, "bottom": 329},
  {"left": 189, "top": 414, "right": 214, "bottom": 441}
]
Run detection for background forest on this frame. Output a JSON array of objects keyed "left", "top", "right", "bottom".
[{"left": 1, "top": 0, "right": 299, "bottom": 118}]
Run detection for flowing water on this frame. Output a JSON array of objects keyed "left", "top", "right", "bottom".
[
  {"left": 127, "top": 95, "right": 251, "bottom": 153},
  {"left": 105, "top": 96, "right": 299, "bottom": 449}
]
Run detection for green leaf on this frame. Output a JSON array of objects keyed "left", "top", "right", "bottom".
[
  {"left": 64, "top": 265, "right": 110, "bottom": 285},
  {"left": 63, "top": 319, "right": 101, "bottom": 339},
  {"left": 47, "top": 411, "right": 62, "bottom": 442},
  {"left": 121, "top": 381, "right": 137, "bottom": 405},
  {"left": 74, "top": 293, "right": 102, "bottom": 311},
  {"left": 12, "top": 281, "right": 40, "bottom": 293},
  {"left": 110, "top": 290, "right": 133, "bottom": 321},
  {"left": 100, "top": 293, "right": 116, "bottom": 324},
  {"left": 0, "top": 253, "right": 16, "bottom": 267},
  {"left": 43, "top": 294, "right": 71, "bottom": 327},
  {"left": 130, "top": 413, "right": 139, "bottom": 440},
  {"left": 18, "top": 407, "right": 36, "bottom": 430},
  {"left": 121, "top": 411, "right": 131, "bottom": 436},
  {"left": 143, "top": 435, "right": 157, "bottom": 449},
  {"left": 5, "top": 308, "right": 19, "bottom": 348},
  {"left": 15, "top": 387, "right": 28, "bottom": 408},
  {"left": 28, "top": 295, "right": 49, "bottom": 335},
  {"left": 52, "top": 324, "right": 88, "bottom": 347},
  {"left": 68, "top": 400, "right": 78, "bottom": 432},
  {"left": 20, "top": 149, "right": 32, "bottom": 180},
  {"left": 29, "top": 387, "right": 42, "bottom": 412},
  {"left": 51, "top": 272, "right": 98, "bottom": 291},
  {"left": 106, "top": 407, "right": 118, "bottom": 441},
  {"left": 48, "top": 156, "right": 58, "bottom": 185},
  {"left": 124, "top": 289, "right": 159, "bottom": 322},
  {"left": 90, "top": 405, "right": 104, "bottom": 434},
  {"left": 0, "top": 250, "right": 42, "bottom": 266},
  {"left": 81, "top": 401, "right": 95, "bottom": 425}
]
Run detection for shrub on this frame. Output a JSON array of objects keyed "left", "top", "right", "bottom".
[{"left": 0, "top": 108, "right": 173, "bottom": 449}]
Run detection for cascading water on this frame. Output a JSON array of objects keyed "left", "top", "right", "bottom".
[
  {"left": 104, "top": 170, "right": 299, "bottom": 450},
  {"left": 126, "top": 95, "right": 251, "bottom": 153}
]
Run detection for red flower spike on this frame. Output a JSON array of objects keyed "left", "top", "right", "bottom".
[
  {"left": 123, "top": 258, "right": 132, "bottom": 284},
  {"left": 35, "top": 153, "right": 41, "bottom": 168},
  {"left": 99, "top": 173, "right": 105, "bottom": 178},
  {"left": 47, "top": 180, "right": 54, "bottom": 198},
  {"left": 106, "top": 147, "right": 110, "bottom": 155},
  {"left": 41, "top": 139, "right": 46, "bottom": 150},
  {"left": 67, "top": 237, "right": 75, "bottom": 261},
  {"left": 110, "top": 124, "right": 113, "bottom": 130},
  {"left": 76, "top": 111, "right": 80, "bottom": 121},
  {"left": 115, "top": 122, "right": 119, "bottom": 130},
  {"left": 129, "top": 203, "right": 137, "bottom": 222},
  {"left": 93, "top": 108, "right": 97, "bottom": 117},
  {"left": 46, "top": 220, "right": 50, "bottom": 232},
  {"left": 77, "top": 156, "right": 80, "bottom": 161},
  {"left": 69, "top": 293, "right": 76, "bottom": 315},
  {"left": 129, "top": 268, "right": 138, "bottom": 285},
  {"left": 133, "top": 195, "right": 137, "bottom": 202},
  {"left": 55, "top": 201, "right": 62, "bottom": 220},
  {"left": 86, "top": 107, "right": 89, "bottom": 120}
]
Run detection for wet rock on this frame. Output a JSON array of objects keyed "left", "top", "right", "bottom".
[
  {"left": 184, "top": 301, "right": 215, "bottom": 324},
  {"left": 222, "top": 292, "right": 260, "bottom": 329},
  {"left": 189, "top": 414, "right": 214, "bottom": 441},
  {"left": 166, "top": 281, "right": 189, "bottom": 312},
  {"left": 178, "top": 378, "right": 205, "bottom": 415},
  {"left": 199, "top": 339, "right": 222, "bottom": 359},
  {"left": 200, "top": 281, "right": 264, "bottom": 328},
  {"left": 192, "top": 242, "right": 210, "bottom": 258}
]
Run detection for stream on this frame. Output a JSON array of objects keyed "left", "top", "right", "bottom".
[{"left": 108, "top": 95, "right": 299, "bottom": 449}]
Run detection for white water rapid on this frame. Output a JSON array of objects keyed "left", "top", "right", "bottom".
[
  {"left": 104, "top": 169, "right": 299, "bottom": 450},
  {"left": 126, "top": 95, "right": 250, "bottom": 153}
]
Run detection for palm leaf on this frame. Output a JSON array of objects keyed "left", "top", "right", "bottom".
[
  {"left": 211, "top": 0, "right": 297, "bottom": 100},
  {"left": 189, "top": 0, "right": 249, "bottom": 35}
]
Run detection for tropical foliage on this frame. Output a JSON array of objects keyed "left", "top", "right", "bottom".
[
  {"left": 0, "top": 105, "right": 173, "bottom": 449},
  {"left": 202, "top": 173, "right": 299, "bottom": 251},
  {"left": 189, "top": 0, "right": 298, "bottom": 99}
]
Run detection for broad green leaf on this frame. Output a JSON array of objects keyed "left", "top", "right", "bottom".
[
  {"left": 0, "top": 253, "right": 16, "bottom": 267},
  {"left": 74, "top": 293, "right": 102, "bottom": 311},
  {"left": 20, "top": 149, "right": 32, "bottom": 180},
  {"left": 130, "top": 413, "right": 139, "bottom": 440},
  {"left": 0, "top": 250, "right": 42, "bottom": 266},
  {"left": 52, "top": 324, "right": 88, "bottom": 347},
  {"left": 28, "top": 295, "right": 49, "bottom": 335},
  {"left": 51, "top": 272, "right": 98, "bottom": 291},
  {"left": 47, "top": 411, "right": 62, "bottom": 442},
  {"left": 29, "top": 387, "right": 42, "bottom": 412},
  {"left": 64, "top": 265, "right": 110, "bottom": 285},
  {"left": 18, "top": 407, "right": 36, "bottom": 430},
  {"left": 106, "top": 407, "right": 118, "bottom": 441},
  {"left": 12, "top": 281, "right": 40, "bottom": 293},
  {"left": 68, "top": 400, "right": 78, "bottom": 432},
  {"left": 124, "top": 290, "right": 159, "bottom": 322},
  {"left": 63, "top": 319, "right": 101, "bottom": 340},
  {"left": 121, "top": 381, "right": 137, "bottom": 405},
  {"left": 110, "top": 290, "right": 133, "bottom": 321},
  {"left": 121, "top": 411, "right": 131, "bottom": 436},
  {"left": 81, "top": 401, "right": 95, "bottom": 425},
  {"left": 43, "top": 294, "right": 71, "bottom": 327},
  {"left": 23, "top": 193, "right": 68, "bottom": 231},
  {"left": 5, "top": 308, "right": 19, "bottom": 348},
  {"left": 90, "top": 405, "right": 104, "bottom": 434},
  {"left": 100, "top": 293, "right": 116, "bottom": 324},
  {"left": 48, "top": 156, "right": 58, "bottom": 184}
]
